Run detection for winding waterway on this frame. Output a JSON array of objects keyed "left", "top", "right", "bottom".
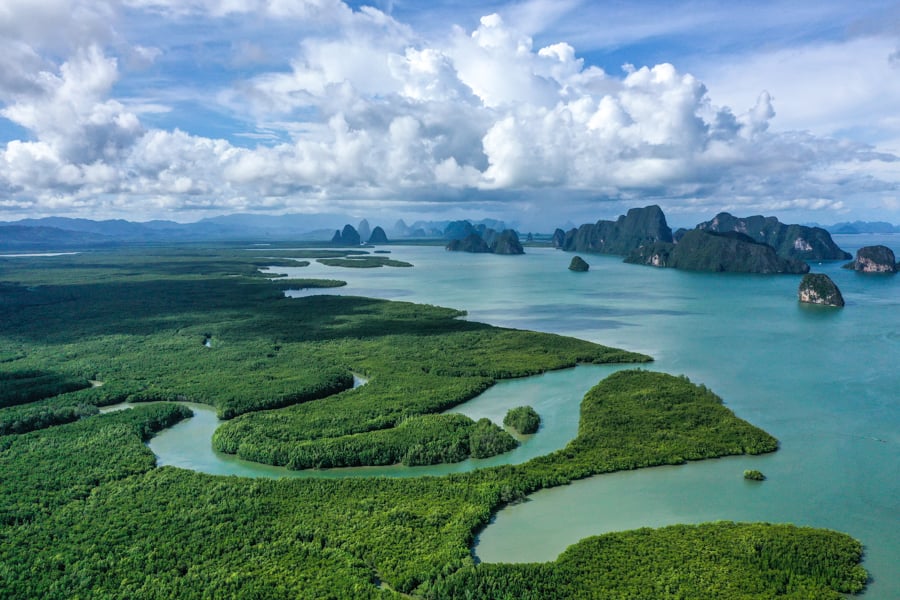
[
  {"left": 140, "top": 236, "right": 897, "bottom": 597},
  {"left": 106, "top": 366, "right": 628, "bottom": 479}
]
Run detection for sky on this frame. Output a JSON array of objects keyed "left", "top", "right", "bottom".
[{"left": 1, "top": 0, "right": 900, "bottom": 230}]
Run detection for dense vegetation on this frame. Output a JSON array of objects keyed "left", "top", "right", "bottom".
[
  {"left": 503, "top": 405, "right": 540, "bottom": 434},
  {"left": 0, "top": 246, "right": 867, "bottom": 597},
  {"left": 216, "top": 412, "right": 518, "bottom": 469},
  {"left": 317, "top": 256, "right": 413, "bottom": 268},
  {"left": 0, "top": 403, "right": 191, "bottom": 525},
  {"left": 744, "top": 469, "right": 766, "bottom": 481},
  {"left": 426, "top": 522, "right": 867, "bottom": 599},
  {"left": 212, "top": 328, "right": 639, "bottom": 469},
  {"left": 0, "top": 249, "right": 430, "bottom": 420},
  {"left": 626, "top": 230, "right": 810, "bottom": 274},
  {"left": 695, "top": 212, "right": 851, "bottom": 261},
  {"left": 568, "top": 255, "right": 589, "bottom": 272},
  {"left": 0, "top": 369, "right": 91, "bottom": 408},
  {"left": 557, "top": 205, "right": 673, "bottom": 255},
  {"left": 454, "top": 370, "right": 779, "bottom": 504},
  {"left": 268, "top": 277, "right": 347, "bottom": 289}
]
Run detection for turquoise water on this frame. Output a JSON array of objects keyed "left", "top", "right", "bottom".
[
  {"left": 125, "top": 238, "right": 897, "bottom": 596},
  {"left": 268, "top": 237, "right": 899, "bottom": 598},
  {"left": 130, "top": 365, "right": 629, "bottom": 479}
]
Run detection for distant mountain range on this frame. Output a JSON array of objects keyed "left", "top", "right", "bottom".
[
  {"left": 392, "top": 218, "right": 508, "bottom": 239},
  {"left": 2, "top": 212, "right": 894, "bottom": 251},
  {"left": 0, "top": 225, "right": 115, "bottom": 248},
  {"left": 0, "top": 213, "right": 510, "bottom": 250},
  {"left": 822, "top": 221, "right": 900, "bottom": 234},
  {"left": 0, "top": 213, "right": 356, "bottom": 248}
]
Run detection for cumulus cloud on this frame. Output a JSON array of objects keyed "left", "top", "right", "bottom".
[
  {"left": 0, "top": 0, "right": 118, "bottom": 52},
  {"left": 699, "top": 36, "right": 900, "bottom": 140},
  {"left": 0, "top": 2, "right": 897, "bottom": 222},
  {"left": 2, "top": 46, "right": 142, "bottom": 164}
]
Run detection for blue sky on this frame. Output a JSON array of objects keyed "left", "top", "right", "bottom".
[{"left": 1, "top": 0, "right": 899, "bottom": 229}]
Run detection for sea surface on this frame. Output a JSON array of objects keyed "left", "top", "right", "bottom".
[{"left": 157, "top": 236, "right": 898, "bottom": 597}]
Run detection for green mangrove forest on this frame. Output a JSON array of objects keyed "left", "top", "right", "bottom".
[
  {"left": 503, "top": 405, "right": 541, "bottom": 435},
  {"left": 0, "top": 246, "right": 867, "bottom": 598}
]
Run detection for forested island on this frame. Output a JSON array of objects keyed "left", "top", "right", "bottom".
[
  {"left": 568, "top": 256, "right": 590, "bottom": 272},
  {"left": 843, "top": 245, "right": 898, "bottom": 273},
  {"left": 798, "top": 273, "right": 845, "bottom": 307},
  {"left": 626, "top": 230, "right": 810, "bottom": 273},
  {"left": 0, "top": 246, "right": 868, "bottom": 598}
]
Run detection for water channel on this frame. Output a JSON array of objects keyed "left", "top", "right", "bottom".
[{"left": 103, "top": 364, "right": 630, "bottom": 479}]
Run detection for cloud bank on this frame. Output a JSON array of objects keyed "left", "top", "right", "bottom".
[{"left": 0, "top": 0, "right": 897, "bottom": 225}]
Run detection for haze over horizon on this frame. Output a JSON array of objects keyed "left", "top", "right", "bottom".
[{"left": 2, "top": 0, "right": 899, "bottom": 231}]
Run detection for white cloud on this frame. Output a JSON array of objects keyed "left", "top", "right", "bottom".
[
  {"left": 0, "top": 0, "right": 897, "bottom": 223},
  {"left": 389, "top": 47, "right": 472, "bottom": 103},
  {"left": 449, "top": 14, "right": 561, "bottom": 108},
  {"left": 0, "top": 0, "right": 117, "bottom": 51},
  {"left": 698, "top": 36, "right": 900, "bottom": 141},
  {"left": 1, "top": 46, "right": 143, "bottom": 164},
  {"left": 122, "top": 0, "right": 352, "bottom": 21}
]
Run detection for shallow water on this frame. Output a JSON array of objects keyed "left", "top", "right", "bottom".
[{"left": 111, "top": 364, "right": 627, "bottom": 479}]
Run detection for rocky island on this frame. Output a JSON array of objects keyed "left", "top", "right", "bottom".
[
  {"left": 695, "top": 212, "right": 851, "bottom": 261},
  {"left": 798, "top": 273, "right": 845, "bottom": 307},
  {"left": 558, "top": 206, "right": 849, "bottom": 275},
  {"left": 488, "top": 229, "right": 525, "bottom": 255},
  {"left": 446, "top": 233, "right": 491, "bottom": 253},
  {"left": 332, "top": 224, "right": 361, "bottom": 246},
  {"left": 555, "top": 205, "right": 673, "bottom": 255},
  {"left": 367, "top": 225, "right": 389, "bottom": 244},
  {"left": 569, "top": 256, "right": 590, "bottom": 272},
  {"left": 843, "top": 245, "right": 897, "bottom": 273},
  {"left": 626, "top": 230, "right": 810, "bottom": 274},
  {"left": 446, "top": 227, "right": 524, "bottom": 254}
]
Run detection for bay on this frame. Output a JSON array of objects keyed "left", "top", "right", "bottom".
[{"left": 273, "top": 236, "right": 899, "bottom": 598}]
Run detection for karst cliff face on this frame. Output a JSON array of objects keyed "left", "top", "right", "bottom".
[
  {"left": 559, "top": 205, "right": 673, "bottom": 255},
  {"left": 696, "top": 212, "right": 850, "bottom": 261},
  {"left": 798, "top": 273, "right": 845, "bottom": 307},
  {"left": 843, "top": 245, "right": 897, "bottom": 273},
  {"left": 625, "top": 230, "right": 810, "bottom": 274}
]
